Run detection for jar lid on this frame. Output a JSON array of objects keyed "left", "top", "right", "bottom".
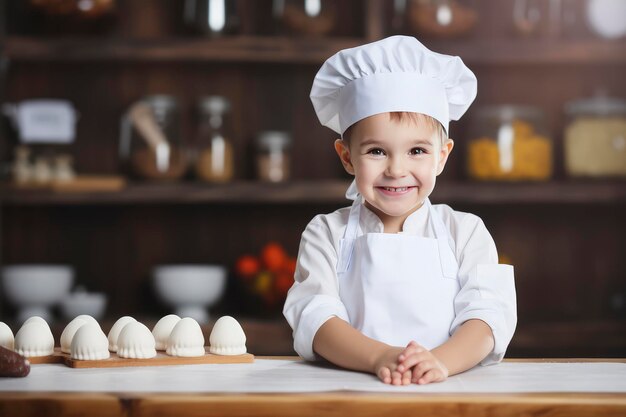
[
  {"left": 477, "top": 105, "right": 544, "bottom": 122},
  {"left": 143, "top": 95, "right": 178, "bottom": 111},
  {"left": 257, "top": 131, "right": 291, "bottom": 149},
  {"left": 565, "top": 95, "right": 626, "bottom": 116},
  {"left": 199, "top": 96, "right": 231, "bottom": 115}
]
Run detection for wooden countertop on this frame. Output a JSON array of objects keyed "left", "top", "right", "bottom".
[
  {"left": 0, "top": 358, "right": 625, "bottom": 417},
  {"left": 3, "top": 391, "right": 626, "bottom": 417}
]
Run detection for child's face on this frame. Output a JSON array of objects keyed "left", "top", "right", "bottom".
[{"left": 335, "top": 113, "right": 453, "bottom": 225}]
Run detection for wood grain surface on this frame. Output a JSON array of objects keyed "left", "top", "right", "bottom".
[
  {"left": 127, "top": 392, "right": 626, "bottom": 417},
  {"left": 1, "top": 391, "right": 625, "bottom": 417}
]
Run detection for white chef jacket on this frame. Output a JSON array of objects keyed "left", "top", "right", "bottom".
[{"left": 283, "top": 199, "right": 517, "bottom": 366}]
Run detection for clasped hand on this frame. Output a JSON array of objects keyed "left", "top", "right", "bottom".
[{"left": 375, "top": 341, "right": 448, "bottom": 385}]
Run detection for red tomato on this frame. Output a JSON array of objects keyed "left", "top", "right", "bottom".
[
  {"left": 261, "top": 242, "right": 287, "bottom": 272},
  {"left": 235, "top": 255, "right": 260, "bottom": 279}
]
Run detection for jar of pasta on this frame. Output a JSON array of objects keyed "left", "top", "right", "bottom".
[
  {"left": 564, "top": 95, "right": 626, "bottom": 178},
  {"left": 467, "top": 105, "right": 553, "bottom": 181}
]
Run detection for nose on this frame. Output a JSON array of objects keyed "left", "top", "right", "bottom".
[{"left": 385, "top": 155, "right": 407, "bottom": 178}]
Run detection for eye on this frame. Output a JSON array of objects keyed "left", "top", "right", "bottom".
[
  {"left": 367, "top": 148, "right": 386, "bottom": 156},
  {"left": 410, "top": 147, "right": 427, "bottom": 155}
]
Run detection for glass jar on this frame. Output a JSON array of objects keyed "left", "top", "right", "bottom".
[
  {"left": 564, "top": 94, "right": 626, "bottom": 177},
  {"left": 53, "top": 154, "right": 75, "bottom": 182},
  {"left": 467, "top": 105, "right": 553, "bottom": 181},
  {"left": 405, "top": 0, "right": 478, "bottom": 38},
  {"left": 513, "top": 0, "right": 584, "bottom": 38},
  {"left": 120, "top": 95, "right": 188, "bottom": 181},
  {"left": 11, "top": 146, "right": 33, "bottom": 185},
  {"left": 183, "top": 0, "right": 240, "bottom": 36},
  {"left": 29, "top": 0, "right": 117, "bottom": 35},
  {"left": 194, "top": 96, "right": 235, "bottom": 183},
  {"left": 32, "top": 155, "right": 53, "bottom": 184},
  {"left": 256, "top": 131, "right": 291, "bottom": 183},
  {"left": 513, "top": 0, "right": 544, "bottom": 36},
  {"left": 274, "top": 0, "right": 337, "bottom": 36}
]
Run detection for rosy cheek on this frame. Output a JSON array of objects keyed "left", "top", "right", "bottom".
[{"left": 415, "top": 165, "right": 433, "bottom": 176}]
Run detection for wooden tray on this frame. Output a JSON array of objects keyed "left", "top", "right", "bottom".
[
  {"left": 28, "top": 347, "right": 254, "bottom": 368},
  {"left": 27, "top": 348, "right": 66, "bottom": 365}
]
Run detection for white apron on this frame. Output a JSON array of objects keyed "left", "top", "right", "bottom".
[{"left": 337, "top": 197, "right": 460, "bottom": 349}]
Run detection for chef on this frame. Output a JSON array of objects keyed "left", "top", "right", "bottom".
[{"left": 283, "top": 35, "right": 517, "bottom": 386}]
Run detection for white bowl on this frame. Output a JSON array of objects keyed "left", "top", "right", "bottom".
[
  {"left": 153, "top": 265, "right": 226, "bottom": 323},
  {"left": 60, "top": 291, "right": 107, "bottom": 321},
  {"left": 1, "top": 265, "right": 74, "bottom": 323}
]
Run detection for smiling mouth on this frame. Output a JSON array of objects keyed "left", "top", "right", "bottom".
[{"left": 376, "top": 186, "right": 416, "bottom": 193}]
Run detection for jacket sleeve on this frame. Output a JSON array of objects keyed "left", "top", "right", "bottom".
[
  {"left": 282, "top": 217, "right": 350, "bottom": 361},
  {"left": 448, "top": 217, "right": 518, "bottom": 366}
]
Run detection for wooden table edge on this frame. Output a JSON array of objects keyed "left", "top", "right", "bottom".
[
  {"left": 1, "top": 391, "right": 625, "bottom": 417},
  {"left": 1, "top": 357, "right": 625, "bottom": 417}
]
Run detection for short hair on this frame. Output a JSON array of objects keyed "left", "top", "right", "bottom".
[{"left": 342, "top": 112, "right": 447, "bottom": 147}]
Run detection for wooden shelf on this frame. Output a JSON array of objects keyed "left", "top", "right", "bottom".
[
  {"left": 435, "top": 180, "right": 626, "bottom": 204},
  {"left": 2, "top": 36, "right": 364, "bottom": 64},
  {"left": 1, "top": 180, "right": 625, "bottom": 206},
  {"left": 4, "top": 36, "right": 626, "bottom": 65},
  {"left": 0, "top": 180, "right": 351, "bottom": 205},
  {"left": 424, "top": 38, "right": 626, "bottom": 65}
]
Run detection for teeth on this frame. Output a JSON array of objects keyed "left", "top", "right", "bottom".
[{"left": 383, "top": 187, "right": 408, "bottom": 192}]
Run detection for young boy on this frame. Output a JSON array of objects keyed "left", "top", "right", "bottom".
[{"left": 283, "top": 36, "right": 517, "bottom": 386}]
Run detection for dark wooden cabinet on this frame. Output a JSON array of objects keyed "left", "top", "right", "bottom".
[{"left": 0, "top": 0, "right": 625, "bottom": 357}]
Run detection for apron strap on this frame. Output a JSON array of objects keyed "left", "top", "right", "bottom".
[
  {"left": 426, "top": 199, "right": 459, "bottom": 279},
  {"left": 337, "top": 196, "right": 361, "bottom": 273},
  {"left": 345, "top": 195, "right": 362, "bottom": 241}
]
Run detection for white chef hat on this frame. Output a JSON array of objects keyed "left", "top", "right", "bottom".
[{"left": 310, "top": 35, "right": 477, "bottom": 136}]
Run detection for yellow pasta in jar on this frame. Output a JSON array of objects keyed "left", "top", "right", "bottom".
[{"left": 468, "top": 119, "right": 552, "bottom": 181}]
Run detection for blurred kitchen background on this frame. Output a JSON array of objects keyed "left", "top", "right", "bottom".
[{"left": 0, "top": 0, "right": 624, "bottom": 357}]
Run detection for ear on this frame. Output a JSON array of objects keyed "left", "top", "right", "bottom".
[
  {"left": 436, "top": 138, "right": 454, "bottom": 176},
  {"left": 334, "top": 139, "right": 355, "bottom": 175}
]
